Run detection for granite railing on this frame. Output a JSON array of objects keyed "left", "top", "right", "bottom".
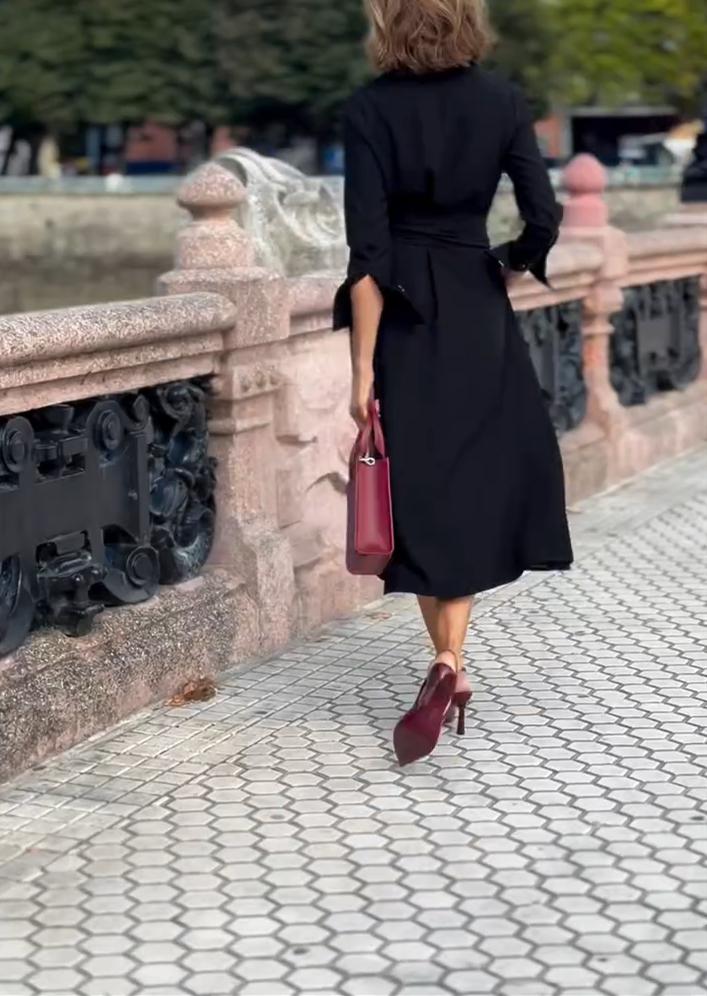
[{"left": 0, "top": 152, "right": 705, "bottom": 779}]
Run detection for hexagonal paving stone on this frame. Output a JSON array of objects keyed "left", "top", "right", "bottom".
[
  {"left": 287, "top": 968, "right": 343, "bottom": 991},
  {"left": 0, "top": 961, "right": 32, "bottom": 983},
  {"left": 446, "top": 970, "right": 499, "bottom": 994},
  {"left": 81, "top": 955, "right": 137, "bottom": 978},
  {"left": 28, "top": 969, "right": 86, "bottom": 992},
  {"left": 180, "top": 928, "right": 235, "bottom": 951},
  {"left": 80, "top": 978, "right": 138, "bottom": 996},
  {"left": 341, "top": 977, "right": 395, "bottom": 996},
  {"left": 185, "top": 972, "right": 249, "bottom": 994},
  {"left": 336, "top": 954, "right": 391, "bottom": 976}
]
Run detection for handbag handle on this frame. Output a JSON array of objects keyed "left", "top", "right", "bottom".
[{"left": 354, "top": 399, "right": 386, "bottom": 462}]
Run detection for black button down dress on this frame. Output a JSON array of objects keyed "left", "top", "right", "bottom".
[{"left": 334, "top": 64, "right": 573, "bottom": 599}]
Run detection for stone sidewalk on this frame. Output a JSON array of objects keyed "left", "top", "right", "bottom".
[{"left": 1, "top": 446, "right": 707, "bottom": 996}]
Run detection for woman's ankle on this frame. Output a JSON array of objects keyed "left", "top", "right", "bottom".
[{"left": 435, "top": 649, "right": 459, "bottom": 671}]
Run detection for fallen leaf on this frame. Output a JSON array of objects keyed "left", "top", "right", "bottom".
[{"left": 168, "top": 677, "right": 217, "bottom": 707}]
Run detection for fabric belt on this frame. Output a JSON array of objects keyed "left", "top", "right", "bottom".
[{"left": 390, "top": 221, "right": 490, "bottom": 251}]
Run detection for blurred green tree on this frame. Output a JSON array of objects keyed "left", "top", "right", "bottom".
[
  {"left": 0, "top": 0, "right": 84, "bottom": 166},
  {"left": 0, "top": 0, "right": 229, "bottom": 171},
  {"left": 76, "top": 0, "right": 228, "bottom": 128},
  {"left": 487, "top": 0, "right": 558, "bottom": 117},
  {"left": 212, "top": 0, "right": 370, "bottom": 146},
  {"left": 547, "top": 0, "right": 707, "bottom": 112}
]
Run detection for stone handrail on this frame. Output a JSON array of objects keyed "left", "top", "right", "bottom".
[
  {"left": 0, "top": 293, "right": 235, "bottom": 416},
  {"left": 624, "top": 228, "right": 707, "bottom": 286}
]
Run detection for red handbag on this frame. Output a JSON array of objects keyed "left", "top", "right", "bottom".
[{"left": 346, "top": 400, "right": 394, "bottom": 576}]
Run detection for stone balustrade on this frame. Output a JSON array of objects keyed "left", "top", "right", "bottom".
[{"left": 1, "top": 151, "right": 706, "bottom": 780}]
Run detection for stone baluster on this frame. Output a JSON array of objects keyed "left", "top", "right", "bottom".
[
  {"left": 560, "top": 155, "right": 629, "bottom": 467},
  {"left": 158, "top": 162, "right": 296, "bottom": 652}
]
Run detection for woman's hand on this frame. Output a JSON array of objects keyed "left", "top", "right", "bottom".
[
  {"left": 350, "top": 367, "right": 374, "bottom": 430},
  {"left": 504, "top": 268, "right": 525, "bottom": 289}
]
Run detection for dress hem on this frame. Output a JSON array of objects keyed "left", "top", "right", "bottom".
[{"left": 382, "top": 561, "right": 572, "bottom": 600}]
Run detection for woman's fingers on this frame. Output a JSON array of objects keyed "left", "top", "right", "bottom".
[{"left": 350, "top": 402, "right": 368, "bottom": 429}]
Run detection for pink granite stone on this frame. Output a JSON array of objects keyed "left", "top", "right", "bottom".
[
  {"left": 171, "top": 161, "right": 256, "bottom": 270},
  {"left": 664, "top": 205, "right": 707, "bottom": 228},
  {"left": 0, "top": 294, "right": 235, "bottom": 416},
  {"left": 562, "top": 154, "right": 610, "bottom": 228},
  {"left": 556, "top": 184, "right": 707, "bottom": 498},
  {"left": 0, "top": 352, "right": 221, "bottom": 419},
  {"left": 0, "top": 572, "right": 259, "bottom": 781},
  {"left": 0, "top": 293, "right": 236, "bottom": 369},
  {"left": 178, "top": 161, "right": 247, "bottom": 214}
]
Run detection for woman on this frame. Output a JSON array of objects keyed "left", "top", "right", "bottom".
[{"left": 334, "top": 0, "right": 573, "bottom": 765}]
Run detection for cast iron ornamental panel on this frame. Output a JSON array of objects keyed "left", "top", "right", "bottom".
[
  {"left": 0, "top": 379, "right": 215, "bottom": 658},
  {"left": 610, "top": 276, "right": 701, "bottom": 406},
  {"left": 516, "top": 298, "right": 587, "bottom": 435}
]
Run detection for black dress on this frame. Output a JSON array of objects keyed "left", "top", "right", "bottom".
[{"left": 334, "top": 65, "right": 573, "bottom": 599}]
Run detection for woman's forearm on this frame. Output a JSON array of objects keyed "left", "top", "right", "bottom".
[
  {"left": 348, "top": 275, "right": 384, "bottom": 427},
  {"left": 350, "top": 275, "right": 384, "bottom": 374}
]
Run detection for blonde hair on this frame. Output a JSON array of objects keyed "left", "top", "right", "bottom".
[{"left": 365, "top": 0, "right": 495, "bottom": 74}]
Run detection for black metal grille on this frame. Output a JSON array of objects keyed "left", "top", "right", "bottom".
[
  {"left": 0, "top": 380, "right": 215, "bottom": 658},
  {"left": 611, "top": 277, "right": 701, "bottom": 406},
  {"left": 517, "top": 299, "right": 587, "bottom": 435}
]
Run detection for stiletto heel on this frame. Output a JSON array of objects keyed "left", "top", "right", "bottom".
[
  {"left": 394, "top": 657, "right": 457, "bottom": 767},
  {"left": 457, "top": 703, "right": 466, "bottom": 736},
  {"left": 445, "top": 666, "right": 473, "bottom": 733}
]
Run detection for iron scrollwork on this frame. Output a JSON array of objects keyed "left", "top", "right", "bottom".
[
  {"left": 0, "top": 379, "right": 215, "bottom": 657},
  {"left": 148, "top": 382, "right": 216, "bottom": 584},
  {"left": 517, "top": 299, "right": 587, "bottom": 435},
  {"left": 610, "top": 277, "right": 701, "bottom": 406}
]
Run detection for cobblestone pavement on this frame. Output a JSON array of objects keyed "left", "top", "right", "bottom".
[{"left": 1, "top": 446, "right": 707, "bottom": 996}]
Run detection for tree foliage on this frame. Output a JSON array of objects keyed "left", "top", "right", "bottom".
[
  {"left": 0, "top": 0, "right": 705, "bottom": 149},
  {"left": 487, "top": 0, "right": 559, "bottom": 117},
  {"left": 546, "top": 0, "right": 707, "bottom": 112},
  {"left": 0, "top": 0, "right": 85, "bottom": 132},
  {"left": 212, "top": 0, "right": 370, "bottom": 134},
  {"left": 0, "top": 0, "right": 228, "bottom": 134},
  {"left": 76, "top": 0, "right": 229, "bottom": 127}
]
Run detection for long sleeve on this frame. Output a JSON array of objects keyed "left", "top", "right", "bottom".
[
  {"left": 333, "top": 97, "right": 421, "bottom": 331},
  {"left": 491, "top": 88, "right": 563, "bottom": 287}
]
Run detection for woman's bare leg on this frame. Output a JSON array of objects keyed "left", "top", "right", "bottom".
[
  {"left": 436, "top": 596, "right": 473, "bottom": 668},
  {"left": 417, "top": 595, "right": 473, "bottom": 668},
  {"left": 417, "top": 596, "right": 443, "bottom": 654}
]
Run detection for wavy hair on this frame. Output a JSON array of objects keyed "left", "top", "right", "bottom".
[{"left": 365, "top": 0, "right": 495, "bottom": 74}]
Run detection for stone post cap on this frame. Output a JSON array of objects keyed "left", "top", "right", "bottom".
[
  {"left": 562, "top": 153, "right": 609, "bottom": 228},
  {"left": 177, "top": 162, "right": 247, "bottom": 217},
  {"left": 163, "top": 159, "right": 257, "bottom": 272}
]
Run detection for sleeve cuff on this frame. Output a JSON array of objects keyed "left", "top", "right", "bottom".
[
  {"left": 490, "top": 241, "right": 554, "bottom": 289},
  {"left": 332, "top": 269, "right": 423, "bottom": 331}
]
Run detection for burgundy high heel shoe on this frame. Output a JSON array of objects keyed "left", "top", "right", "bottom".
[
  {"left": 394, "top": 658, "right": 457, "bottom": 767},
  {"left": 448, "top": 668, "right": 473, "bottom": 735}
]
